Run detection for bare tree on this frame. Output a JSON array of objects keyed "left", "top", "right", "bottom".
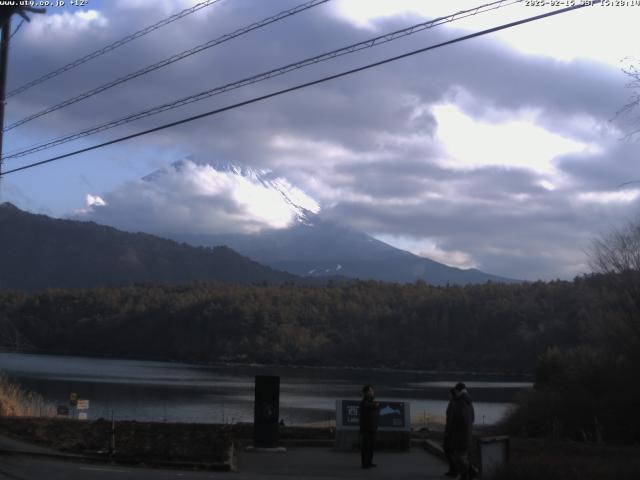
[
  {"left": 589, "top": 219, "right": 640, "bottom": 327},
  {"left": 617, "top": 58, "right": 640, "bottom": 140},
  {"left": 589, "top": 219, "right": 640, "bottom": 274},
  {"left": 588, "top": 220, "right": 640, "bottom": 360},
  {"left": 0, "top": 318, "right": 34, "bottom": 353}
]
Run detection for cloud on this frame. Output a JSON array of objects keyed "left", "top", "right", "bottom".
[
  {"left": 24, "top": 10, "right": 109, "bottom": 40},
  {"left": 320, "top": 156, "right": 640, "bottom": 280},
  {"left": 115, "top": 0, "right": 202, "bottom": 12},
  {"left": 331, "top": 0, "right": 638, "bottom": 68},
  {"left": 74, "top": 194, "right": 107, "bottom": 215},
  {"left": 556, "top": 140, "right": 640, "bottom": 190},
  {"left": 375, "top": 234, "right": 479, "bottom": 269},
  {"left": 76, "top": 159, "right": 320, "bottom": 235},
  {"left": 7, "top": 0, "right": 638, "bottom": 281}
]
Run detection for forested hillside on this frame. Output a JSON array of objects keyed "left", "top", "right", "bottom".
[
  {"left": 0, "top": 203, "right": 299, "bottom": 290},
  {"left": 0, "top": 276, "right": 614, "bottom": 372}
]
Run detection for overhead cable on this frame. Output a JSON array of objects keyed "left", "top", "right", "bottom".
[
  {"left": 3, "top": 0, "right": 330, "bottom": 132},
  {"left": 9, "top": 19, "right": 25, "bottom": 40},
  {"left": 1, "top": 0, "right": 601, "bottom": 177},
  {"left": 6, "top": 0, "right": 224, "bottom": 99},
  {"left": 3, "top": 0, "right": 521, "bottom": 159}
]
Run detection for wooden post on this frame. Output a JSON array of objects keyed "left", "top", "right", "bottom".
[
  {"left": 0, "top": 15, "right": 11, "bottom": 178},
  {"left": 0, "top": 6, "right": 45, "bottom": 181}
]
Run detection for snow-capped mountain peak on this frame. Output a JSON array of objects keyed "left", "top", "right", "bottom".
[
  {"left": 212, "top": 160, "right": 319, "bottom": 225},
  {"left": 141, "top": 158, "right": 319, "bottom": 232}
]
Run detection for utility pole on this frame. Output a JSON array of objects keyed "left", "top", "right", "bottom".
[
  {"left": 0, "top": 13, "right": 11, "bottom": 179},
  {"left": 0, "top": 6, "right": 45, "bottom": 182}
]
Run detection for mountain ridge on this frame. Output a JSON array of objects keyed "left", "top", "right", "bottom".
[{"left": 0, "top": 202, "right": 302, "bottom": 291}]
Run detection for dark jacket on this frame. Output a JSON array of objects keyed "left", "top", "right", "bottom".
[
  {"left": 448, "top": 391, "right": 475, "bottom": 450},
  {"left": 443, "top": 397, "right": 455, "bottom": 450},
  {"left": 359, "top": 396, "right": 379, "bottom": 433}
]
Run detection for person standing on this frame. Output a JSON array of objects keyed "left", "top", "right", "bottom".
[
  {"left": 449, "top": 382, "right": 476, "bottom": 480},
  {"left": 443, "top": 388, "right": 459, "bottom": 477},
  {"left": 359, "top": 384, "right": 379, "bottom": 469}
]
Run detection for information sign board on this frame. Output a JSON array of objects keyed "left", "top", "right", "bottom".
[{"left": 336, "top": 399, "right": 410, "bottom": 431}]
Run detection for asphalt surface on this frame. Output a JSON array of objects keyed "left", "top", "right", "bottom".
[
  {"left": 0, "top": 447, "right": 446, "bottom": 479},
  {"left": 238, "top": 446, "right": 447, "bottom": 479},
  {"left": 0, "top": 454, "right": 222, "bottom": 480},
  {"left": 0, "top": 434, "right": 61, "bottom": 456}
]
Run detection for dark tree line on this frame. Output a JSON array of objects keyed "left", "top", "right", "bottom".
[{"left": 0, "top": 276, "right": 619, "bottom": 372}]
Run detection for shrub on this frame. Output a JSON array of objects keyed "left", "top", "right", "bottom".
[{"left": 0, "top": 373, "right": 54, "bottom": 417}]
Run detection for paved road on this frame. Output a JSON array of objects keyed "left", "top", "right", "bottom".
[
  {"left": 239, "top": 446, "right": 447, "bottom": 479},
  {"left": 0, "top": 454, "right": 221, "bottom": 480},
  {"left": 0, "top": 435, "right": 60, "bottom": 455},
  {"left": 0, "top": 447, "right": 446, "bottom": 479}
]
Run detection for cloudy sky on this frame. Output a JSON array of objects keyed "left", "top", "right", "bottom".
[{"left": 2, "top": 0, "right": 639, "bottom": 280}]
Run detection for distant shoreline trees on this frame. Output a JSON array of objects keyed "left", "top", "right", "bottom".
[{"left": 0, "top": 276, "right": 615, "bottom": 372}]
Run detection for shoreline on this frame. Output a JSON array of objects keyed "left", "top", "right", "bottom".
[{"left": 0, "top": 350, "right": 534, "bottom": 378}]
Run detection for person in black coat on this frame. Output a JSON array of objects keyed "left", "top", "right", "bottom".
[
  {"left": 443, "top": 388, "right": 459, "bottom": 477},
  {"left": 359, "top": 384, "right": 379, "bottom": 469},
  {"left": 449, "top": 382, "right": 476, "bottom": 480}
]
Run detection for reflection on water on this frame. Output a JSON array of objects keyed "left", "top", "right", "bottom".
[
  {"left": 409, "top": 381, "right": 533, "bottom": 389},
  {"left": 0, "top": 353, "right": 530, "bottom": 425}
]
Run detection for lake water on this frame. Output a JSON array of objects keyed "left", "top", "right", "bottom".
[{"left": 0, "top": 353, "right": 531, "bottom": 426}]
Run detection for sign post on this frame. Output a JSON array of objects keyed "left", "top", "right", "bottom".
[
  {"left": 76, "top": 398, "right": 89, "bottom": 420},
  {"left": 253, "top": 375, "right": 280, "bottom": 448},
  {"left": 69, "top": 392, "right": 78, "bottom": 419}
]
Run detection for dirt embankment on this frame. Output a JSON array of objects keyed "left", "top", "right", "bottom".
[
  {"left": 2, "top": 416, "right": 640, "bottom": 478},
  {"left": 0, "top": 417, "right": 334, "bottom": 464},
  {"left": 0, "top": 417, "right": 234, "bottom": 465}
]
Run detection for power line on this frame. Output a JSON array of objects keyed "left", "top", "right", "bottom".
[
  {"left": 9, "top": 19, "right": 24, "bottom": 40},
  {"left": 1, "top": 0, "right": 600, "bottom": 177},
  {"left": 617, "top": 180, "right": 640, "bottom": 188},
  {"left": 3, "top": 0, "right": 330, "bottom": 132},
  {"left": 6, "top": 0, "right": 223, "bottom": 99},
  {"left": 2, "top": 0, "right": 522, "bottom": 160}
]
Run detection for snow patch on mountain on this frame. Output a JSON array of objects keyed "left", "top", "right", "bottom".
[{"left": 195, "top": 160, "right": 321, "bottom": 227}]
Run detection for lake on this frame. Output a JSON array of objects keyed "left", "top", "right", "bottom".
[{"left": 0, "top": 353, "right": 531, "bottom": 426}]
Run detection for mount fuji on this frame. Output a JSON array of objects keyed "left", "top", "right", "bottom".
[{"left": 154, "top": 161, "right": 517, "bottom": 285}]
